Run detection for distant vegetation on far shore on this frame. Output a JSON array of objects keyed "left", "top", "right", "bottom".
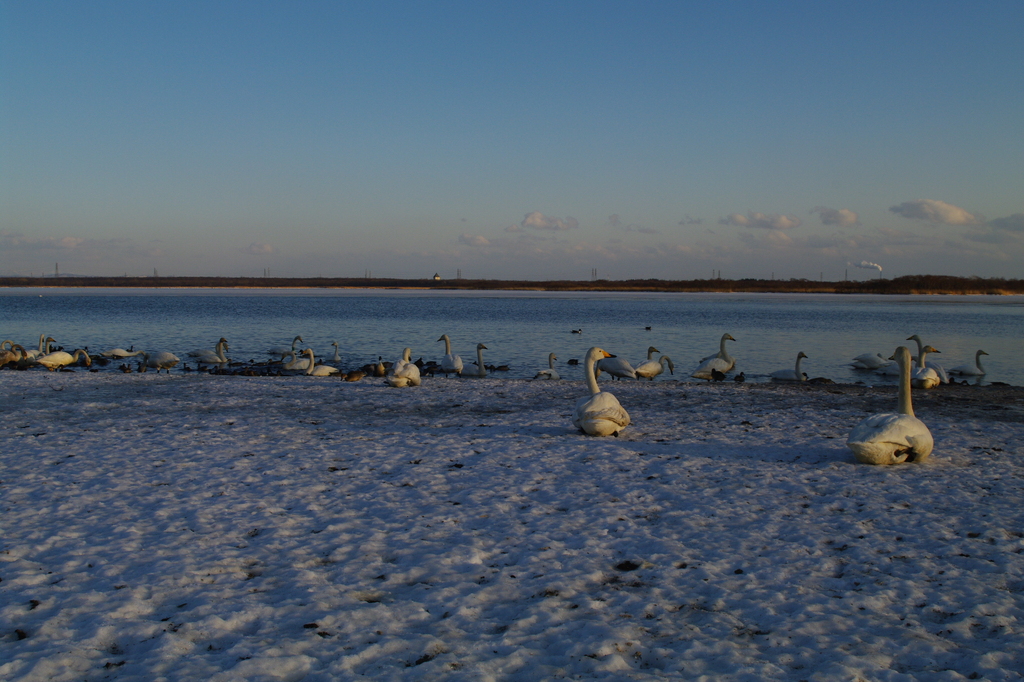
[{"left": 1, "top": 274, "right": 1023, "bottom": 295}]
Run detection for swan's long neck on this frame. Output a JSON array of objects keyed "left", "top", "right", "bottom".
[
  {"left": 896, "top": 348, "right": 914, "bottom": 416},
  {"left": 305, "top": 349, "right": 316, "bottom": 375},
  {"left": 549, "top": 353, "right": 555, "bottom": 369},
  {"left": 918, "top": 348, "right": 930, "bottom": 368},
  {"left": 403, "top": 348, "right": 412, "bottom": 362},
  {"left": 476, "top": 347, "right": 486, "bottom": 377},
  {"left": 794, "top": 354, "right": 804, "bottom": 375},
  {"left": 911, "top": 336, "right": 925, "bottom": 367},
  {"left": 38, "top": 334, "right": 45, "bottom": 352},
  {"left": 976, "top": 350, "right": 986, "bottom": 373},
  {"left": 584, "top": 352, "right": 601, "bottom": 395},
  {"left": 719, "top": 336, "right": 733, "bottom": 363},
  {"left": 648, "top": 348, "right": 656, "bottom": 360},
  {"left": 216, "top": 341, "right": 227, "bottom": 362},
  {"left": 443, "top": 336, "right": 452, "bottom": 355}
]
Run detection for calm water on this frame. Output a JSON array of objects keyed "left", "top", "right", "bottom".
[{"left": 2, "top": 288, "right": 1022, "bottom": 385}]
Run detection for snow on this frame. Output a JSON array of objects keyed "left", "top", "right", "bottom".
[{"left": 2, "top": 372, "right": 1022, "bottom": 681}]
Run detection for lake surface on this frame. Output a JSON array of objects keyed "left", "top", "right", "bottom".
[{"left": 2, "top": 288, "right": 1022, "bottom": 385}]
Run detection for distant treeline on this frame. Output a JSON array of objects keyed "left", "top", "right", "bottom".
[{"left": 1, "top": 274, "right": 1022, "bottom": 295}]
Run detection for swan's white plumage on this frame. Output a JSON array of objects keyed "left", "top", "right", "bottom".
[
  {"left": 573, "top": 347, "right": 630, "bottom": 437},
  {"left": 634, "top": 355, "right": 674, "bottom": 380},
  {"left": 268, "top": 336, "right": 303, "bottom": 357},
  {"left": 387, "top": 348, "right": 422, "bottom": 387},
  {"left": 850, "top": 353, "right": 891, "bottom": 369},
  {"left": 100, "top": 348, "right": 141, "bottom": 359},
  {"left": 911, "top": 345, "right": 942, "bottom": 389},
  {"left": 36, "top": 349, "right": 91, "bottom": 371},
  {"left": 463, "top": 344, "right": 488, "bottom": 379},
  {"left": 847, "top": 346, "right": 933, "bottom": 465},
  {"left": 771, "top": 351, "right": 808, "bottom": 382},
  {"left": 533, "top": 353, "right": 560, "bottom": 380},
  {"left": 595, "top": 357, "right": 637, "bottom": 380},
  {"left": 948, "top": 350, "right": 988, "bottom": 376},
  {"left": 692, "top": 334, "right": 736, "bottom": 379},
  {"left": 193, "top": 338, "right": 230, "bottom": 365},
  {"left": 143, "top": 351, "right": 180, "bottom": 373},
  {"left": 907, "top": 334, "right": 948, "bottom": 384},
  {"left": 437, "top": 334, "right": 463, "bottom": 376},
  {"left": 283, "top": 351, "right": 311, "bottom": 371},
  {"left": 304, "top": 349, "right": 341, "bottom": 376}
]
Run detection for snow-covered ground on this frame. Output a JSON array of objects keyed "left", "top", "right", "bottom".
[{"left": 2, "top": 372, "right": 1022, "bottom": 681}]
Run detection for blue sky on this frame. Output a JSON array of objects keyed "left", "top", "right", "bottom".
[{"left": 2, "top": 1, "right": 1023, "bottom": 280}]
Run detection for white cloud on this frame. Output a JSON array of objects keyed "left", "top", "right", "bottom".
[
  {"left": 811, "top": 206, "right": 859, "bottom": 226},
  {"left": 719, "top": 212, "right": 802, "bottom": 230},
  {"left": 457, "top": 234, "right": 491, "bottom": 247},
  {"left": 852, "top": 260, "right": 883, "bottom": 272},
  {"left": 889, "top": 199, "right": 982, "bottom": 225},
  {"left": 242, "top": 242, "right": 274, "bottom": 255},
  {"left": 521, "top": 211, "right": 579, "bottom": 231}
]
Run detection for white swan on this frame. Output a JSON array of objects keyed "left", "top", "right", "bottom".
[
  {"left": 142, "top": 351, "right": 180, "bottom": 373},
  {"left": 847, "top": 346, "right": 933, "bottom": 465},
  {"left": 100, "top": 347, "right": 142, "bottom": 359},
  {"left": 36, "top": 349, "right": 92, "bottom": 371},
  {"left": 635, "top": 355, "right": 674, "bottom": 381},
  {"left": 268, "top": 336, "right": 303, "bottom": 357},
  {"left": 533, "top": 353, "right": 561, "bottom": 380},
  {"left": 911, "top": 345, "right": 942, "bottom": 389},
  {"left": 22, "top": 335, "right": 56, "bottom": 361},
  {"left": 283, "top": 350, "right": 312, "bottom": 371},
  {"left": 907, "top": 334, "right": 948, "bottom": 384},
  {"left": 331, "top": 341, "right": 341, "bottom": 364},
  {"left": 303, "top": 348, "right": 341, "bottom": 376},
  {"left": 387, "top": 348, "right": 422, "bottom": 387},
  {"left": 192, "top": 338, "right": 230, "bottom": 365},
  {"left": 771, "top": 351, "right": 808, "bottom": 382},
  {"left": 437, "top": 334, "right": 463, "bottom": 376},
  {"left": 0, "top": 339, "right": 12, "bottom": 350},
  {"left": 948, "top": 350, "right": 988, "bottom": 376},
  {"left": 573, "top": 347, "right": 631, "bottom": 437},
  {"left": 463, "top": 344, "right": 488, "bottom": 378},
  {"left": 692, "top": 333, "right": 736, "bottom": 380},
  {"left": 595, "top": 356, "right": 637, "bottom": 380},
  {"left": 850, "top": 352, "right": 892, "bottom": 370},
  {"left": 0, "top": 344, "right": 27, "bottom": 368}
]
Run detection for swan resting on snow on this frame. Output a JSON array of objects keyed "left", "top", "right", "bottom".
[
  {"left": 692, "top": 334, "right": 736, "bottom": 380},
  {"left": 635, "top": 354, "right": 674, "bottom": 380},
  {"left": 948, "top": 350, "right": 988, "bottom": 376},
  {"left": 771, "top": 351, "right": 808, "bottom": 382},
  {"left": 847, "top": 346, "right": 933, "bottom": 465},
  {"left": 911, "top": 345, "right": 942, "bottom": 389},
  {"left": 387, "top": 348, "right": 422, "bottom": 387},
  {"left": 573, "top": 347, "right": 631, "bottom": 437},
  {"left": 907, "top": 334, "right": 948, "bottom": 384},
  {"left": 533, "top": 353, "right": 560, "bottom": 380}
]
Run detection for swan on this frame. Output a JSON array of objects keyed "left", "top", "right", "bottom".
[
  {"left": 100, "top": 346, "right": 141, "bottom": 359},
  {"left": 847, "top": 346, "right": 933, "bottom": 465},
  {"left": 36, "top": 349, "right": 91, "bottom": 371},
  {"left": 268, "top": 336, "right": 303, "bottom": 357},
  {"left": 437, "top": 334, "right": 463, "bottom": 376},
  {"left": 692, "top": 334, "right": 736, "bottom": 380},
  {"left": 948, "top": 350, "right": 988, "bottom": 376},
  {"left": 22, "top": 335, "right": 56, "bottom": 361},
  {"left": 573, "top": 347, "right": 631, "bottom": 437},
  {"left": 463, "top": 344, "right": 488, "bottom": 378},
  {"left": 907, "top": 335, "right": 949, "bottom": 384},
  {"left": 283, "top": 350, "right": 312, "bottom": 371},
  {"left": 142, "top": 351, "right": 180, "bottom": 373},
  {"left": 850, "top": 352, "right": 892, "bottom": 370},
  {"left": 1, "top": 339, "right": 14, "bottom": 350},
  {"left": 0, "top": 344, "right": 26, "bottom": 368},
  {"left": 193, "top": 338, "right": 230, "bottom": 365},
  {"left": 303, "top": 348, "right": 341, "bottom": 376},
  {"left": 771, "top": 351, "right": 808, "bottom": 382},
  {"left": 387, "top": 348, "right": 422, "bottom": 387},
  {"left": 533, "top": 353, "right": 561, "bottom": 380},
  {"left": 595, "top": 356, "right": 637, "bottom": 380},
  {"left": 635, "top": 355, "right": 674, "bottom": 381},
  {"left": 331, "top": 341, "right": 341, "bottom": 364},
  {"left": 911, "top": 345, "right": 942, "bottom": 389}
]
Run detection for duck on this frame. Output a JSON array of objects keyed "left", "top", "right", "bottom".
[
  {"left": 634, "top": 354, "right": 674, "bottom": 381},
  {"left": 304, "top": 348, "right": 341, "bottom": 376},
  {"left": 533, "top": 353, "right": 561, "bottom": 380},
  {"left": 847, "top": 346, "right": 933, "bottom": 465},
  {"left": 692, "top": 333, "right": 736, "bottom": 380},
  {"left": 141, "top": 351, "right": 180, "bottom": 373},
  {"left": 911, "top": 345, "right": 942, "bottom": 389},
  {"left": 571, "top": 329, "right": 582, "bottom": 334},
  {"left": 268, "top": 336, "right": 303, "bottom": 357},
  {"left": 387, "top": 348, "right": 422, "bottom": 387},
  {"left": 733, "top": 372, "right": 746, "bottom": 383},
  {"left": 710, "top": 368, "right": 726, "bottom": 382},
  {"left": 437, "top": 334, "right": 463, "bottom": 376},
  {"left": 36, "top": 349, "right": 91, "bottom": 371},
  {"left": 463, "top": 344, "right": 488, "bottom": 378},
  {"left": 947, "top": 350, "right": 989, "bottom": 376},
  {"left": 344, "top": 370, "right": 366, "bottom": 382},
  {"left": 572, "top": 347, "right": 631, "bottom": 437},
  {"left": 771, "top": 352, "right": 808, "bottom": 382}
]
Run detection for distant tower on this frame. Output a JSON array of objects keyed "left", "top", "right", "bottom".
[{"left": 55, "top": 262, "right": 59, "bottom": 277}]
